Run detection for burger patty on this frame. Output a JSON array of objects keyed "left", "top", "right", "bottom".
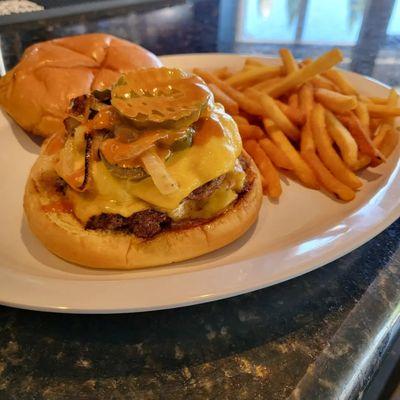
[
  {"left": 187, "top": 174, "right": 225, "bottom": 201},
  {"left": 85, "top": 174, "right": 227, "bottom": 238},
  {"left": 86, "top": 210, "right": 171, "bottom": 239},
  {"left": 84, "top": 158, "right": 253, "bottom": 239}
]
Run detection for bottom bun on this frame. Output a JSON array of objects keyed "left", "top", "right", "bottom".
[{"left": 24, "top": 152, "right": 262, "bottom": 270}]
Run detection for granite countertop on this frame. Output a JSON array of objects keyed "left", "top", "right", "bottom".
[{"left": 0, "top": 0, "right": 400, "bottom": 399}]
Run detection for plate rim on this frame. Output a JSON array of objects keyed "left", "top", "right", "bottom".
[{"left": 0, "top": 52, "right": 399, "bottom": 313}]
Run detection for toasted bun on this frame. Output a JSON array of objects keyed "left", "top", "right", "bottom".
[
  {"left": 0, "top": 33, "right": 161, "bottom": 138},
  {"left": 24, "top": 152, "right": 262, "bottom": 270}
]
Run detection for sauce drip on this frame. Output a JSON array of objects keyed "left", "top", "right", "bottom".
[
  {"left": 42, "top": 199, "right": 73, "bottom": 214},
  {"left": 193, "top": 114, "right": 224, "bottom": 146},
  {"left": 86, "top": 108, "right": 118, "bottom": 131},
  {"left": 100, "top": 131, "right": 168, "bottom": 166},
  {"left": 44, "top": 133, "right": 66, "bottom": 156}
]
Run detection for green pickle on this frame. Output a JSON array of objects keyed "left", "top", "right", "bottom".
[
  {"left": 100, "top": 151, "right": 149, "bottom": 181},
  {"left": 170, "top": 127, "right": 195, "bottom": 151},
  {"left": 111, "top": 67, "right": 211, "bottom": 130}
]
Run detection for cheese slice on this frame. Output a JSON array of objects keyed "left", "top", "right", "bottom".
[{"left": 68, "top": 105, "right": 243, "bottom": 222}]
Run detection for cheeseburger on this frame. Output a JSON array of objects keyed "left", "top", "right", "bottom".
[{"left": 24, "top": 67, "right": 262, "bottom": 269}]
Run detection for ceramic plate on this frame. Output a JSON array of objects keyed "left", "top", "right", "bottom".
[{"left": 0, "top": 53, "right": 399, "bottom": 313}]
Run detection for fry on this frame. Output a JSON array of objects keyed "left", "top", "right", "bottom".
[
  {"left": 288, "top": 93, "right": 299, "bottom": 109},
  {"left": 337, "top": 112, "right": 384, "bottom": 161},
  {"left": 301, "top": 123, "right": 355, "bottom": 201},
  {"left": 260, "top": 94, "right": 300, "bottom": 141},
  {"left": 311, "top": 104, "right": 362, "bottom": 190},
  {"left": 275, "top": 100, "right": 304, "bottom": 126},
  {"left": 265, "top": 48, "right": 343, "bottom": 98},
  {"left": 379, "top": 128, "right": 399, "bottom": 158},
  {"left": 372, "top": 123, "right": 391, "bottom": 148},
  {"left": 245, "top": 58, "right": 266, "bottom": 67},
  {"left": 354, "top": 101, "right": 370, "bottom": 136},
  {"left": 369, "top": 97, "right": 388, "bottom": 105},
  {"left": 385, "top": 88, "right": 399, "bottom": 124},
  {"left": 325, "top": 109, "right": 358, "bottom": 167},
  {"left": 279, "top": 48, "right": 299, "bottom": 75},
  {"left": 299, "top": 58, "right": 312, "bottom": 67},
  {"left": 311, "top": 75, "right": 340, "bottom": 91},
  {"left": 250, "top": 77, "right": 283, "bottom": 92},
  {"left": 365, "top": 104, "right": 400, "bottom": 118},
  {"left": 213, "top": 67, "right": 231, "bottom": 80},
  {"left": 232, "top": 115, "right": 250, "bottom": 126},
  {"left": 370, "top": 118, "right": 382, "bottom": 133},
  {"left": 225, "top": 65, "right": 282, "bottom": 87},
  {"left": 244, "top": 140, "right": 282, "bottom": 198},
  {"left": 288, "top": 93, "right": 306, "bottom": 125},
  {"left": 300, "top": 120, "right": 315, "bottom": 153},
  {"left": 259, "top": 137, "right": 293, "bottom": 170},
  {"left": 351, "top": 154, "right": 371, "bottom": 171},
  {"left": 314, "top": 88, "right": 357, "bottom": 113},
  {"left": 193, "top": 68, "right": 264, "bottom": 115},
  {"left": 263, "top": 119, "right": 319, "bottom": 189},
  {"left": 299, "top": 83, "right": 314, "bottom": 117},
  {"left": 208, "top": 83, "right": 239, "bottom": 115},
  {"left": 302, "top": 150, "right": 355, "bottom": 201},
  {"left": 237, "top": 124, "right": 265, "bottom": 140},
  {"left": 322, "top": 69, "right": 358, "bottom": 95}
]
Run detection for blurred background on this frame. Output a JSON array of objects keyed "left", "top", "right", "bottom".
[{"left": 0, "top": 0, "right": 399, "bottom": 89}]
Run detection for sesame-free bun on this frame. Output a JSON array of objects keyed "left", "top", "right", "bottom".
[
  {"left": 0, "top": 33, "right": 161, "bottom": 138},
  {"left": 24, "top": 152, "right": 262, "bottom": 270}
]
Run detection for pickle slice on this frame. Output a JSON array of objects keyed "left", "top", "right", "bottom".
[
  {"left": 170, "top": 127, "right": 195, "bottom": 151},
  {"left": 100, "top": 149, "right": 172, "bottom": 181},
  {"left": 111, "top": 68, "right": 211, "bottom": 130},
  {"left": 100, "top": 152, "right": 149, "bottom": 181}
]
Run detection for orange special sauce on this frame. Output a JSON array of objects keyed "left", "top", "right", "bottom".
[
  {"left": 86, "top": 108, "right": 118, "bottom": 131},
  {"left": 42, "top": 199, "right": 73, "bottom": 214},
  {"left": 44, "top": 133, "right": 66, "bottom": 156},
  {"left": 193, "top": 113, "right": 224, "bottom": 146}
]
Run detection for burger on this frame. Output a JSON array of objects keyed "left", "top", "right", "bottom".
[
  {"left": 0, "top": 33, "right": 161, "bottom": 138},
  {"left": 23, "top": 66, "right": 262, "bottom": 269}
]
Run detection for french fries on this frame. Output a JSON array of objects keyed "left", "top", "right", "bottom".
[
  {"left": 314, "top": 88, "right": 357, "bottom": 113},
  {"left": 279, "top": 48, "right": 299, "bottom": 75},
  {"left": 265, "top": 48, "right": 343, "bottom": 97},
  {"left": 366, "top": 104, "right": 400, "bottom": 118},
  {"left": 259, "top": 137, "right": 293, "bottom": 170},
  {"left": 275, "top": 100, "right": 305, "bottom": 126},
  {"left": 225, "top": 65, "right": 282, "bottom": 87},
  {"left": 208, "top": 83, "right": 239, "bottom": 115},
  {"left": 193, "top": 68, "right": 264, "bottom": 115},
  {"left": 263, "top": 119, "right": 319, "bottom": 189},
  {"left": 376, "top": 88, "right": 399, "bottom": 157},
  {"left": 322, "top": 69, "right": 358, "bottom": 95},
  {"left": 299, "top": 83, "right": 314, "bottom": 117},
  {"left": 196, "top": 48, "right": 398, "bottom": 203},
  {"left": 354, "top": 101, "right": 370, "bottom": 136},
  {"left": 325, "top": 110, "right": 359, "bottom": 168},
  {"left": 311, "top": 104, "right": 362, "bottom": 190},
  {"left": 301, "top": 122, "right": 355, "bottom": 201},
  {"left": 244, "top": 140, "right": 282, "bottom": 198},
  {"left": 260, "top": 94, "right": 300, "bottom": 141},
  {"left": 336, "top": 112, "right": 384, "bottom": 162}
]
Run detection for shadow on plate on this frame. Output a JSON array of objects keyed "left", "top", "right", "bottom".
[
  {"left": 20, "top": 213, "right": 258, "bottom": 279},
  {"left": 2, "top": 109, "right": 43, "bottom": 155}
]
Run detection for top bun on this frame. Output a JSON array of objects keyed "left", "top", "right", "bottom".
[{"left": 0, "top": 33, "right": 162, "bottom": 137}]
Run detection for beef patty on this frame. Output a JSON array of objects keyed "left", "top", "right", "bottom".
[{"left": 85, "top": 157, "right": 253, "bottom": 239}]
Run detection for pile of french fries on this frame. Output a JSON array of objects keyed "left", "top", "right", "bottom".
[{"left": 193, "top": 48, "right": 399, "bottom": 201}]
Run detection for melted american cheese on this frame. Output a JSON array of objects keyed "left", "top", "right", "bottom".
[{"left": 67, "top": 105, "right": 243, "bottom": 223}]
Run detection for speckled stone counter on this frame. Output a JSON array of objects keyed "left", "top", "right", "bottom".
[{"left": 0, "top": 1, "right": 400, "bottom": 399}]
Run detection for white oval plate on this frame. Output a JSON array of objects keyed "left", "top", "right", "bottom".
[{"left": 0, "top": 53, "right": 399, "bottom": 313}]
